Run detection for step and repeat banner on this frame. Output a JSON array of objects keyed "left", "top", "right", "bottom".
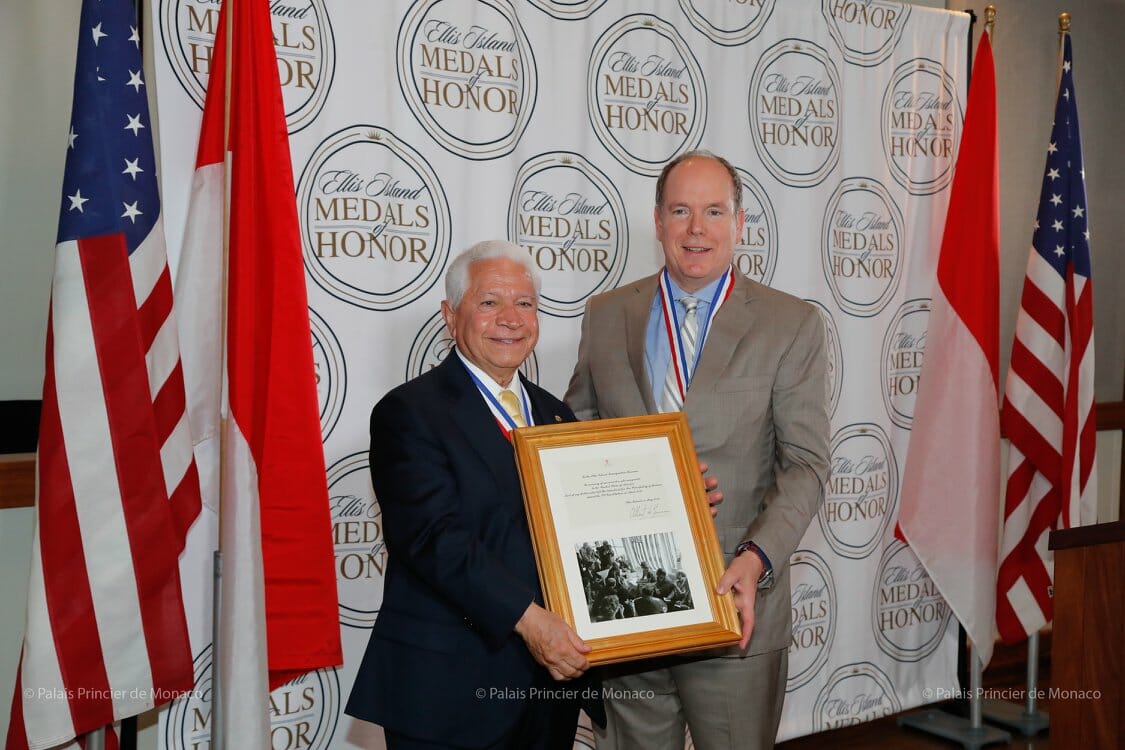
[{"left": 150, "top": 1, "right": 968, "bottom": 747}]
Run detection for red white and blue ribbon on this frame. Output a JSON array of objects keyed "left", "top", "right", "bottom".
[
  {"left": 464, "top": 364, "right": 533, "bottom": 438},
  {"left": 658, "top": 266, "right": 735, "bottom": 402}
]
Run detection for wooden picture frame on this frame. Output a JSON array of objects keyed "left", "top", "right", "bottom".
[{"left": 512, "top": 412, "right": 741, "bottom": 666}]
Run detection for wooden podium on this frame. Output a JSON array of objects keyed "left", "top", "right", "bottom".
[{"left": 1048, "top": 520, "right": 1125, "bottom": 747}]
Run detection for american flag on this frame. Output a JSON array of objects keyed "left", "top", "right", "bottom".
[
  {"left": 996, "top": 33, "right": 1097, "bottom": 644},
  {"left": 6, "top": 1, "right": 200, "bottom": 748}
]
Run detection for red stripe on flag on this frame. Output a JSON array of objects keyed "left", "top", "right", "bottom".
[
  {"left": 1001, "top": 459, "right": 1036, "bottom": 519},
  {"left": 37, "top": 310, "right": 114, "bottom": 731},
  {"left": 1001, "top": 408, "right": 1062, "bottom": 481},
  {"left": 152, "top": 361, "right": 186, "bottom": 444},
  {"left": 136, "top": 265, "right": 173, "bottom": 352},
  {"left": 1017, "top": 280, "right": 1065, "bottom": 345},
  {"left": 168, "top": 461, "right": 202, "bottom": 549},
  {"left": 1006, "top": 339, "right": 1063, "bottom": 413},
  {"left": 78, "top": 235, "right": 193, "bottom": 693}
]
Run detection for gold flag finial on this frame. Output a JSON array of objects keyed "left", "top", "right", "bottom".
[
  {"left": 1059, "top": 13, "right": 1071, "bottom": 34},
  {"left": 985, "top": 5, "right": 996, "bottom": 36}
]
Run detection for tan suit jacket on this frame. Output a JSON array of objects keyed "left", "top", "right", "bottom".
[{"left": 565, "top": 270, "right": 830, "bottom": 655}]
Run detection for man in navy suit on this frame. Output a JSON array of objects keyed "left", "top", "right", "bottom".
[{"left": 346, "top": 240, "right": 601, "bottom": 749}]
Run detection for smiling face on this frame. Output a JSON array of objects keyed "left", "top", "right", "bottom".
[
  {"left": 654, "top": 155, "right": 745, "bottom": 293},
  {"left": 440, "top": 256, "right": 539, "bottom": 386}
]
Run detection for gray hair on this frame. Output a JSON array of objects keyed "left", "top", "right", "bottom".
[
  {"left": 654, "top": 149, "right": 742, "bottom": 211},
  {"left": 444, "top": 240, "right": 541, "bottom": 308}
]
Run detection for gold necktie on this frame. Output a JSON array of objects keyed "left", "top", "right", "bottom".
[{"left": 498, "top": 388, "right": 527, "bottom": 428}]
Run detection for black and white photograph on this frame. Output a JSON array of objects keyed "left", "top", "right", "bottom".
[{"left": 576, "top": 532, "right": 695, "bottom": 623}]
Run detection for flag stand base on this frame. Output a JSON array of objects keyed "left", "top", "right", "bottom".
[
  {"left": 897, "top": 652, "right": 1011, "bottom": 749},
  {"left": 897, "top": 709, "right": 1012, "bottom": 749},
  {"left": 980, "top": 632, "right": 1050, "bottom": 736},
  {"left": 980, "top": 699, "right": 1049, "bottom": 735}
]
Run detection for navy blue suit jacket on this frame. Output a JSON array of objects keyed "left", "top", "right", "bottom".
[{"left": 345, "top": 354, "right": 602, "bottom": 747}]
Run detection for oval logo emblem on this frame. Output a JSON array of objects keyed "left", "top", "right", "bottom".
[
  {"left": 508, "top": 152, "right": 629, "bottom": 317},
  {"left": 735, "top": 168, "right": 779, "bottom": 286},
  {"left": 588, "top": 15, "right": 707, "bottom": 176},
  {"left": 157, "top": 0, "right": 334, "bottom": 132},
  {"left": 327, "top": 451, "right": 386, "bottom": 628},
  {"left": 298, "top": 126, "right": 451, "bottom": 311},
  {"left": 820, "top": 423, "right": 898, "bottom": 560},
  {"left": 309, "top": 307, "right": 346, "bottom": 441},
  {"left": 406, "top": 310, "right": 539, "bottom": 382},
  {"left": 678, "top": 0, "right": 776, "bottom": 46},
  {"left": 872, "top": 539, "right": 952, "bottom": 661},
  {"left": 397, "top": 0, "right": 536, "bottom": 159},
  {"left": 749, "top": 39, "right": 842, "bottom": 188},
  {"left": 787, "top": 550, "right": 837, "bottom": 692},
  {"left": 881, "top": 298, "right": 929, "bottom": 428},
  {"left": 882, "top": 58, "right": 961, "bottom": 195},
  {"left": 164, "top": 645, "right": 340, "bottom": 750},
  {"left": 813, "top": 662, "right": 901, "bottom": 731},
  {"left": 821, "top": 177, "right": 904, "bottom": 318},
  {"left": 822, "top": 0, "right": 911, "bottom": 67}
]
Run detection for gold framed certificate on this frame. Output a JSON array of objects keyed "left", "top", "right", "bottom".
[{"left": 512, "top": 413, "right": 741, "bottom": 665}]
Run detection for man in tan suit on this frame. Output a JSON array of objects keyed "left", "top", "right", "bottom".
[{"left": 565, "top": 151, "right": 830, "bottom": 749}]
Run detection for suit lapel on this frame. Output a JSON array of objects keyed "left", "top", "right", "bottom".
[
  {"left": 625, "top": 274, "right": 660, "bottom": 414},
  {"left": 687, "top": 273, "right": 756, "bottom": 396},
  {"left": 437, "top": 356, "right": 519, "bottom": 494}
]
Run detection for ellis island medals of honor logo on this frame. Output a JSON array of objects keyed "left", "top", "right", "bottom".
[
  {"left": 880, "top": 298, "right": 929, "bottom": 429},
  {"left": 158, "top": 0, "right": 334, "bottom": 132},
  {"left": 164, "top": 645, "right": 340, "bottom": 750},
  {"left": 820, "top": 423, "right": 898, "bottom": 560},
  {"left": 749, "top": 38, "right": 841, "bottom": 188},
  {"left": 588, "top": 14, "right": 707, "bottom": 176},
  {"left": 820, "top": 177, "right": 904, "bottom": 318},
  {"left": 872, "top": 539, "right": 952, "bottom": 661},
  {"left": 882, "top": 58, "right": 961, "bottom": 195},
  {"left": 298, "top": 126, "right": 451, "bottom": 311},
  {"left": 397, "top": 0, "right": 536, "bottom": 159},
  {"left": 677, "top": 0, "right": 776, "bottom": 47},
  {"left": 822, "top": 0, "right": 910, "bottom": 67},
  {"left": 327, "top": 452, "right": 387, "bottom": 628},
  {"left": 814, "top": 662, "right": 901, "bottom": 731},
  {"left": 508, "top": 152, "right": 628, "bottom": 317},
  {"left": 787, "top": 550, "right": 837, "bottom": 692}
]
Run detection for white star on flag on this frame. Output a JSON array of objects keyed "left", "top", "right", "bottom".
[{"left": 124, "top": 113, "right": 144, "bottom": 135}]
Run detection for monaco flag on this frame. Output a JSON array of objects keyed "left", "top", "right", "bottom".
[
  {"left": 897, "top": 30, "right": 1000, "bottom": 667},
  {"left": 7, "top": 0, "right": 199, "bottom": 747},
  {"left": 175, "top": 0, "right": 342, "bottom": 745}
]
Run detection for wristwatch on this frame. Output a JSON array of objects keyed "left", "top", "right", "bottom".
[{"left": 734, "top": 540, "right": 775, "bottom": 591}]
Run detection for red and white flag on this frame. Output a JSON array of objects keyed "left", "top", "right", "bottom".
[
  {"left": 898, "top": 30, "right": 1000, "bottom": 667},
  {"left": 996, "top": 32, "right": 1096, "bottom": 643},
  {"left": 175, "top": 0, "right": 343, "bottom": 745},
  {"left": 7, "top": 0, "right": 200, "bottom": 747}
]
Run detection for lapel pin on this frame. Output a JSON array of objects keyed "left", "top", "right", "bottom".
[{"left": 555, "top": 415, "right": 563, "bottom": 422}]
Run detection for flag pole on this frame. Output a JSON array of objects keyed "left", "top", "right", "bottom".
[{"left": 209, "top": 0, "right": 235, "bottom": 747}]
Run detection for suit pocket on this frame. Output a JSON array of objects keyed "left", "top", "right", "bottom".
[
  {"left": 374, "top": 609, "right": 466, "bottom": 655},
  {"left": 714, "top": 375, "right": 772, "bottom": 392}
]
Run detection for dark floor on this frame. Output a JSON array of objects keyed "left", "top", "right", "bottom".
[{"left": 776, "top": 639, "right": 1054, "bottom": 749}]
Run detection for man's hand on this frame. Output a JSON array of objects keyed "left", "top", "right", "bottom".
[
  {"left": 699, "top": 461, "right": 723, "bottom": 518},
  {"left": 716, "top": 551, "right": 764, "bottom": 650},
  {"left": 515, "top": 603, "right": 591, "bottom": 681}
]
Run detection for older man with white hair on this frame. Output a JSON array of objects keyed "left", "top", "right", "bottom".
[{"left": 346, "top": 240, "right": 603, "bottom": 750}]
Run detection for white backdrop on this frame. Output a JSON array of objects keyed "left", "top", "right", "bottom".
[{"left": 150, "top": 1, "right": 968, "bottom": 747}]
